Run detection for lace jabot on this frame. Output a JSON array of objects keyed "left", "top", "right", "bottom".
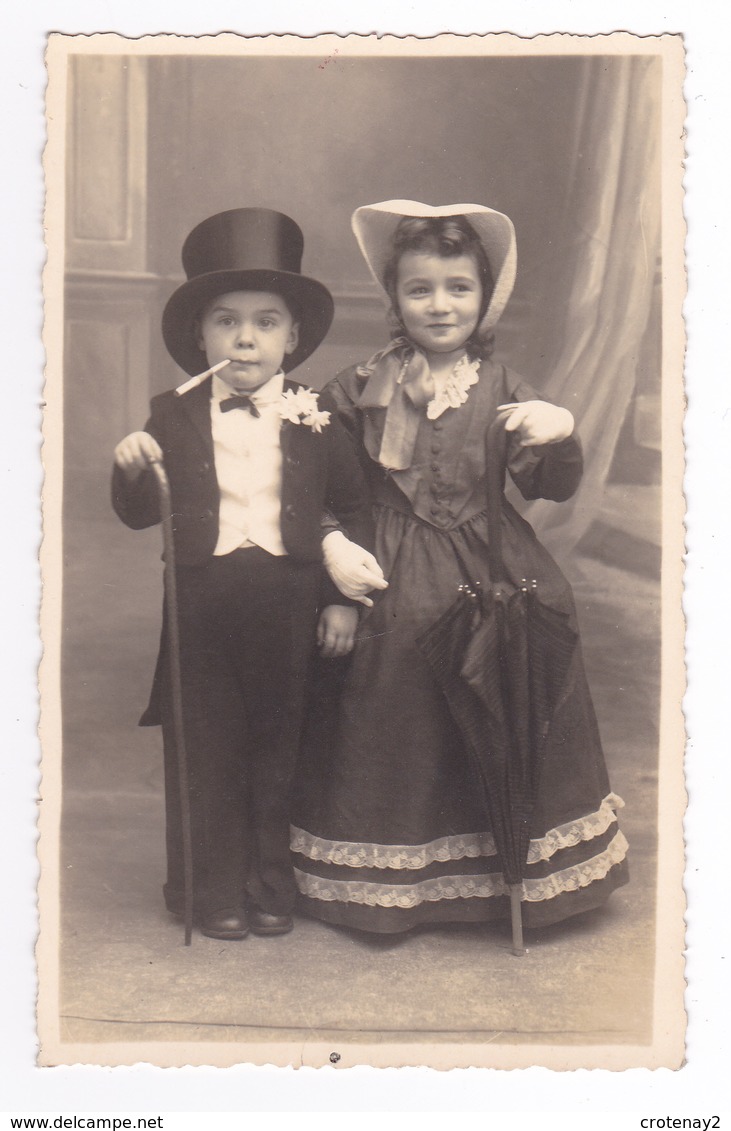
[{"left": 426, "top": 354, "right": 480, "bottom": 420}]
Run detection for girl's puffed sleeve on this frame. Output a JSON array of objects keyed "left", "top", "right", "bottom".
[
  {"left": 317, "top": 367, "right": 367, "bottom": 446},
  {"left": 503, "top": 375, "right": 584, "bottom": 503},
  {"left": 319, "top": 366, "right": 375, "bottom": 542},
  {"left": 322, "top": 410, "right": 374, "bottom": 555}
]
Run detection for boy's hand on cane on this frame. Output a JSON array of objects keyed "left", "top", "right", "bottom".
[
  {"left": 317, "top": 605, "right": 359, "bottom": 658},
  {"left": 497, "top": 401, "right": 574, "bottom": 447},
  {"left": 322, "top": 531, "right": 388, "bottom": 608},
  {"left": 114, "top": 431, "right": 164, "bottom": 480}
]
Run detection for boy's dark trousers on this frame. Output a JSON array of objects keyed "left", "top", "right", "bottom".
[{"left": 160, "top": 545, "right": 321, "bottom": 919}]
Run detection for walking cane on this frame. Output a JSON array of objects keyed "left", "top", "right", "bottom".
[{"left": 149, "top": 457, "right": 195, "bottom": 945}]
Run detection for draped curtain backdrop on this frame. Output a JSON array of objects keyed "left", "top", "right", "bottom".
[{"left": 527, "top": 56, "right": 662, "bottom": 553}]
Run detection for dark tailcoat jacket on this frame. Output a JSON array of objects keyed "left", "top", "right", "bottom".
[{"left": 111, "top": 375, "right": 374, "bottom": 725}]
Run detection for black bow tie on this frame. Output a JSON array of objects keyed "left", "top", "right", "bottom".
[{"left": 220, "top": 394, "right": 261, "bottom": 418}]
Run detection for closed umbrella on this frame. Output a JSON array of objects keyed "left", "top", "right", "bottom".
[{"left": 416, "top": 417, "right": 578, "bottom": 954}]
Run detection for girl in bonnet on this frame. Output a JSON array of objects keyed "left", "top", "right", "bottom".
[{"left": 293, "top": 200, "right": 629, "bottom": 936}]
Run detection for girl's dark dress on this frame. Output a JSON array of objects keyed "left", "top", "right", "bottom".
[{"left": 292, "top": 358, "right": 629, "bottom": 933}]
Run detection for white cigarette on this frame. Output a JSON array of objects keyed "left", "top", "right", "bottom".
[{"left": 174, "top": 359, "right": 231, "bottom": 397}]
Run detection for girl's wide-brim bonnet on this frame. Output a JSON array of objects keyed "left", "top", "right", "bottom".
[
  {"left": 162, "top": 208, "right": 334, "bottom": 375},
  {"left": 351, "top": 199, "right": 517, "bottom": 334}
]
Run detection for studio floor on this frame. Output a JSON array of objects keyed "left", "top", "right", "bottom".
[{"left": 49, "top": 494, "right": 662, "bottom": 1063}]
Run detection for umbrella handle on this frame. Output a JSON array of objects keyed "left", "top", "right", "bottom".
[
  {"left": 509, "top": 885, "right": 526, "bottom": 957},
  {"left": 485, "top": 416, "right": 511, "bottom": 586},
  {"left": 149, "top": 457, "right": 195, "bottom": 947}
]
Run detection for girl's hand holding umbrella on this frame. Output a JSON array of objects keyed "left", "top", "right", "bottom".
[{"left": 497, "top": 401, "right": 574, "bottom": 447}]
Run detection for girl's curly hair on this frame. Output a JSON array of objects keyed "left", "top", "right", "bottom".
[{"left": 382, "top": 216, "right": 496, "bottom": 360}]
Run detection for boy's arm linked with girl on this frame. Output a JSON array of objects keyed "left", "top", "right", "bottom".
[{"left": 112, "top": 375, "right": 574, "bottom": 672}]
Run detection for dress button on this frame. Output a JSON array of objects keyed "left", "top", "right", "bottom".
[
  {"left": 201, "top": 461, "right": 210, "bottom": 472},
  {"left": 430, "top": 484, "right": 439, "bottom": 496},
  {"left": 431, "top": 463, "right": 439, "bottom": 472},
  {"left": 433, "top": 421, "right": 444, "bottom": 431},
  {"left": 430, "top": 505, "right": 440, "bottom": 516},
  {"left": 284, "top": 504, "right": 297, "bottom": 519},
  {"left": 431, "top": 444, "right": 441, "bottom": 454}
]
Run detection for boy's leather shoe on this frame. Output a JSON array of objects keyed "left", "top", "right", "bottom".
[
  {"left": 199, "top": 907, "right": 249, "bottom": 940},
  {"left": 249, "top": 908, "right": 294, "bottom": 936}
]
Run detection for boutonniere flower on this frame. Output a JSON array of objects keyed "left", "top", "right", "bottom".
[{"left": 279, "top": 387, "right": 332, "bottom": 433}]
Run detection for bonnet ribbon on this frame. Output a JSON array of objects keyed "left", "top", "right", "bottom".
[{"left": 356, "top": 338, "right": 435, "bottom": 471}]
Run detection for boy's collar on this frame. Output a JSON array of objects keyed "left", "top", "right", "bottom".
[{"left": 211, "top": 369, "right": 285, "bottom": 405}]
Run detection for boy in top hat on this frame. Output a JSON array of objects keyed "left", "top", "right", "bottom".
[{"left": 112, "top": 208, "right": 376, "bottom": 940}]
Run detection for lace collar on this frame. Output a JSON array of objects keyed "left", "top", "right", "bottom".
[{"left": 426, "top": 354, "right": 481, "bottom": 420}]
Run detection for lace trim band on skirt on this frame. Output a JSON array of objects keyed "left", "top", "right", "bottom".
[
  {"left": 291, "top": 793, "right": 625, "bottom": 870},
  {"left": 294, "top": 830, "right": 629, "bottom": 909}
]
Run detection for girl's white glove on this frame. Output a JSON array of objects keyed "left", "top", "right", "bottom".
[
  {"left": 497, "top": 401, "right": 574, "bottom": 446},
  {"left": 322, "top": 531, "right": 388, "bottom": 607}
]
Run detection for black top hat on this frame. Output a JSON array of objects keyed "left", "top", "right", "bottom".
[{"left": 162, "top": 208, "right": 335, "bottom": 375}]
